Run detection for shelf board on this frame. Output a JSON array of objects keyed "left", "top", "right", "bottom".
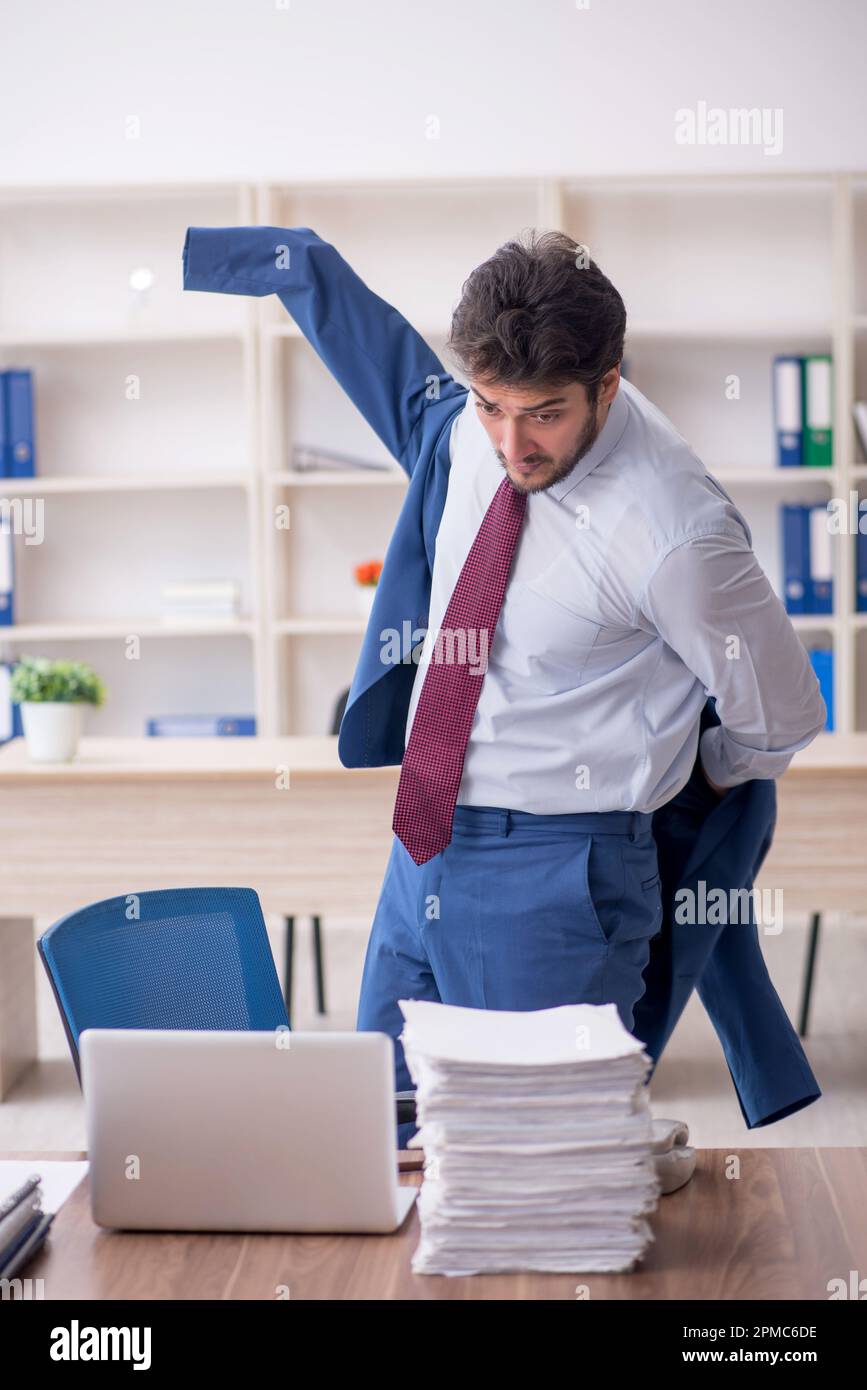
[
  {"left": 789, "top": 615, "right": 839, "bottom": 631},
  {"left": 271, "top": 466, "right": 839, "bottom": 489},
  {"left": 0, "top": 327, "right": 247, "bottom": 349},
  {"left": 0, "top": 473, "right": 253, "bottom": 495},
  {"left": 0, "top": 618, "right": 256, "bottom": 641},
  {"left": 274, "top": 616, "right": 367, "bottom": 635},
  {"left": 276, "top": 612, "right": 844, "bottom": 638},
  {"left": 625, "top": 320, "right": 832, "bottom": 343},
  {"left": 265, "top": 319, "right": 448, "bottom": 341},
  {"left": 267, "top": 318, "right": 834, "bottom": 345},
  {"left": 710, "top": 468, "right": 840, "bottom": 486},
  {"left": 268, "top": 469, "right": 406, "bottom": 487},
  {"left": 0, "top": 469, "right": 842, "bottom": 493}
]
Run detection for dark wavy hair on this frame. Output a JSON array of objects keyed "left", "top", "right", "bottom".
[{"left": 446, "top": 229, "right": 626, "bottom": 409}]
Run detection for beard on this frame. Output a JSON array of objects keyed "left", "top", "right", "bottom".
[{"left": 497, "top": 402, "right": 603, "bottom": 495}]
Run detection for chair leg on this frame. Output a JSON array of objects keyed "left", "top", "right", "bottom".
[
  {"left": 312, "top": 916, "right": 326, "bottom": 1015},
  {"left": 798, "top": 912, "right": 821, "bottom": 1038},
  {"left": 284, "top": 916, "right": 295, "bottom": 1029}
]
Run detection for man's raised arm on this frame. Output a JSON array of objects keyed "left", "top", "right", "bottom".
[{"left": 182, "top": 225, "right": 465, "bottom": 477}]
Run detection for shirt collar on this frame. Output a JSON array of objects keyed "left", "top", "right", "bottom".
[{"left": 545, "top": 384, "right": 630, "bottom": 502}]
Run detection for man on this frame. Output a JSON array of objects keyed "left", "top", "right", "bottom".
[{"left": 183, "top": 224, "right": 826, "bottom": 1148}]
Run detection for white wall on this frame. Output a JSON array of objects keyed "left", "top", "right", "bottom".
[{"left": 0, "top": 0, "right": 865, "bottom": 187}]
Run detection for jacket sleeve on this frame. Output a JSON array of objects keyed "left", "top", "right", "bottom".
[
  {"left": 182, "top": 225, "right": 464, "bottom": 477},
  {"left": 636, "top": 524, "right": 828, "bottom": 787}
]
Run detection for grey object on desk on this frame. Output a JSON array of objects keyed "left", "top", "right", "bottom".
[{"left": 651, "top": 1118, "right": 696, "bottom": 1195}]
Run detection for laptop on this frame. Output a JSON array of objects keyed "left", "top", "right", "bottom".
[{"left": 81, "top": 1029, "right": 417, "bottom": 1234}]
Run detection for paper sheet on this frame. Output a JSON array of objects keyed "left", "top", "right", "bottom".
[{"left": 0, "top": 1160, "right": 89, "bottom": 1215}]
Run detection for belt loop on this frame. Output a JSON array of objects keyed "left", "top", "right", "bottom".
[{"left": 500, "top": 809, "right": 512, "bottom": 837}]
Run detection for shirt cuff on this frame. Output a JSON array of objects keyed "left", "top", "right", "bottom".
[
  {"left": 182, "top": 225, "right": 308, "bottom": 297},
  {"left": 699, "top": 726, "right": 750, "bottom": 790}
]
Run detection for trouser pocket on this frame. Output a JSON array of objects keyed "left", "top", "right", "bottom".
[{"left": 609, "top": 834, "right": 663, "bottom": 943}]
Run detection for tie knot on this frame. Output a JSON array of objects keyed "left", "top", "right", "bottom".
[{"left": 495, "top": 475, "right": 529, "bottom": 528}]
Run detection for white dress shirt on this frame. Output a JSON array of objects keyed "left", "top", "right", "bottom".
[{"left": 403, "top": 376, "right": 826, "bottom": 815}]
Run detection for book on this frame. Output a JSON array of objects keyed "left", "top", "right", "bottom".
[
  {"left": 802, "top": 355, "right": 833, "bottom": 468},
  {"left": 290, "top": 444, "right": 398, "bottom": 473},
  {"left": 856, "top": 524, "right": 867, "bottom": 613},
  {"left": 146, "top": 715, "right": 256, "bottom": 737},
  {"left": 0, "top": 663, "right": 23, "bottom": 743},
  {"left": 808, "top": 503, "right": 833, "bottom": 613},
  {"left": 853, "top": 401, "right": 867, "bottom": 461},
  {"left": 0, "top": 517, "right": 14, "bottom": 626},
  {"left": 160, "top": 579, "right": 240, "bottom": 625},
  {"left": 773, "top": 356, "right": 803, "bottom": 468},
  {"left": 781, "top": 504, "right": 810, "bottom": 614},
  {"left": 781, "top": 504, "right": 833, "bottom": 615},
  {"left": 808, "top": 649, "right": 834, "bottom": 732},
  {"left": 1, "top": 369, "right": 36, "bottom": 478}
]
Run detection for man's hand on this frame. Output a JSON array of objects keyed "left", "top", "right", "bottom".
[{"left": 700, "top": 764, "right": 729, "bottom": 799}]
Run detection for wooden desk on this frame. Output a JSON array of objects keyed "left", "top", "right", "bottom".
[
  {"left": 9, "top": 1147, "right": 867, "bottom": 1300},
  {"left": 0, "top": 732, "right": 865, "bottom": 1097}
]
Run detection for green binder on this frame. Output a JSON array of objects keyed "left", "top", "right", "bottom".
[{"left": 802, "top": 354, "right": 833, "bottom": 467}]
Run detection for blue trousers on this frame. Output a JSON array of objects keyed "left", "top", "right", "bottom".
[{"left": 356, "top": 803, "right": 664, "bottom": 1148}]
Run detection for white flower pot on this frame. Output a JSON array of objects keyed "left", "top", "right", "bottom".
[
  {"left": 355, "top": 586, "right": 377, "bottom": 618},
  {"left": 20, "top": 702, "right": 83, "bottom": 763}
]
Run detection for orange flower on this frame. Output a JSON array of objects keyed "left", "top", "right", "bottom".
[{"left": 353, "top": 559, "right": 383, "bottom": 587}]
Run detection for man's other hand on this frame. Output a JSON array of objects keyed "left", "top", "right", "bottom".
[{"left": 701, "top": 764, "right": 729, "bottom": 799}]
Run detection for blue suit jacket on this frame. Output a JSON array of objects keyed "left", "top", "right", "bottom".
[{"left": 183, "top": 224, "right": 821, "bottom": 1128}]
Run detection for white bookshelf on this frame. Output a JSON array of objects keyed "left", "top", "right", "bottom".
[
  {"left": 0, "top": 181, "right": 265, "bottom": 736},
  {"left": 1, "top": 174, "right": 865, "bottom": 739}
]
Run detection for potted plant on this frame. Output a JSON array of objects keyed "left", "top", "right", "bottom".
[
  {"left": 10, "top": 656, "right": 106, "bottom": 763},
  {"left": 353, "top": 559, "right": 383, "bottom": 619}
]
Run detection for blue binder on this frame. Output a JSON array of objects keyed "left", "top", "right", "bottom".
[
  {"left": 146, "top": 715, "right": 257, "bottom": 737},
  {"left": 1, "top": 370, "right": 36, "bottom": 478},
  {"left": 773, "top": 356, "right": 804, "bottom": 468},
  {"left": 0, "top": 372, "right": 6, "bottom": 478},
  {"left": 781, "top": 504, "right": 810, "bottom": 614},
  {"left": 808, "top": 649, "right": 834, "bottom": 732},
  {"left": 808, "top": 503, "right": 833, "bottom": 614},
  {"left": 857, "top": 526, "right": 867, "bottom": 613},
  {"left": 0, "top": 518, "right": 13, "bottom": 626},
  {"left": 0, "top": 663, "right": 23, "bottom": 743}
]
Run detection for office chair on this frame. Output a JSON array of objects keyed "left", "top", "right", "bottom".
[
  {"left": 283, "top": 686, "right": 350, "bottom": 1024},
  {"left": 38, "top": 886, "right": 290, "bottom": 1081},
  {"left": 38, "top": 885, "right": 419, "bottom": 1130}
]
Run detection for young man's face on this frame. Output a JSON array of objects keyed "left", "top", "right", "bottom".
[{"left": 468, "top": 366, "right": 620, "bottom": 495}]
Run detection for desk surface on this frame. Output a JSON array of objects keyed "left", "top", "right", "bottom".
[
  {"left": 0, "top": 736, "right": 390, "bottom": 782},
  {"left": 10, "top": 1147, "right": 867, "bottom": 1300},
  {"left": 0, "top": 731, "right": 863, "bottom": 781}
]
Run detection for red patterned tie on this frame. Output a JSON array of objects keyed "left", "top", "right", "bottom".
[{"left": 392, "top": 475, "right": 528, "bottom": 865}]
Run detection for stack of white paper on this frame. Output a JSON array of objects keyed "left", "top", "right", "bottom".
[
  {"left": 160, "top": 579, "right": 240, "bottom": 625},
  {"left": 399, "top": 999, "right": 660, "bottom": 1276}
]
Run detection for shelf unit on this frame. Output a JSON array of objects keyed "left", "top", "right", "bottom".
[
  {"left": 0, "top": 182, "right": 265, "bottom": 736},
  {"left": 1, "top": 173, "right": 865, "bottom": 738}
]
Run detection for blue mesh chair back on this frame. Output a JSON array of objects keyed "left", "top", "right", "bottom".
[{"left": 38, "top": 886, "right": 289, "bottom": 1082}]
